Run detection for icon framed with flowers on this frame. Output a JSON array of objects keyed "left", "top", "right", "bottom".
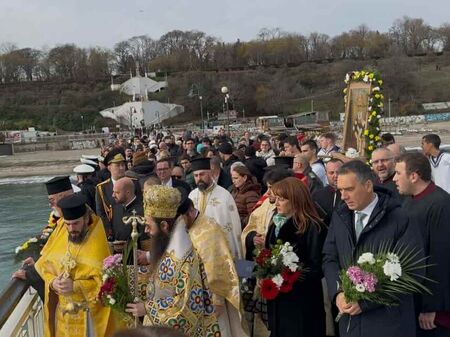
[{"left": 343, "top": 70, "right": 384, "bottom": 160}]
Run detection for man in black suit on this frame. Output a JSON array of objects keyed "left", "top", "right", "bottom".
[
  {"left": 312, "top": 158, "right": 343, "bottom": 226},
  {"left": 156, "top": 158, "right": 192, "bottom": 193}
]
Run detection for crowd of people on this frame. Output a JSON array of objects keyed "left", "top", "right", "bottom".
[{"left": 11, "top": 127, "right": 450, "bottom": 337}]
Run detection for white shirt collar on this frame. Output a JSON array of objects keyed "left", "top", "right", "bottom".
[
  {"left": 164, "top": 177, "right": 173, "bottom": 187},
  {"left": 355, "top": 193, "right": 379, "bottom": 228}
]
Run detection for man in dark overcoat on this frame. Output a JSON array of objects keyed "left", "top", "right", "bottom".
[{"left": 323, "top": 160, "right": 424, "bottom": 337}]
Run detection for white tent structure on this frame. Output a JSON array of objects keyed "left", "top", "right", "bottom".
[
  {"left": 99, "top": 101, "right": 184, "bottom": 128},
  {"left": 99, "top": 68, "right": 184, "bottom": 128}
]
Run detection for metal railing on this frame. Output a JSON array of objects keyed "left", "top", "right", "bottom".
[{"left": 0, "top": 280, "right": 43, "bottom": 337}]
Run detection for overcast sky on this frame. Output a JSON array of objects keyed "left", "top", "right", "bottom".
[{"left": 1, "top": 0, "right": 449, "bottom": 49}]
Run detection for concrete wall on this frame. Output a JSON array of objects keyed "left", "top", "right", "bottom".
[{"left": 12, "top": 137, "right": 108, "bottom": 153}]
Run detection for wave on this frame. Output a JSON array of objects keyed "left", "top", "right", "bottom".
[{"left": 0, "top": 176, "right": 58, "bottom": 185}]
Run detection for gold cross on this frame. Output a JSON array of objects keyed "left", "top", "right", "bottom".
[
  {"left": 61, "top": 251, "right": 77, "bottom": 279},
  {"left": 122, "top": 209, "right": 145, "bottom": 242}
]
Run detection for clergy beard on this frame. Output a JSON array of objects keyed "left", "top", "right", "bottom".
[
  {"left": 197, "top": 179, "right": 212, "bottom": 191},
  {"left": 68, "top": 226, "right": 88, "bottom": 244},
  {"left": 149, "top": 228, "right": 171, "bottom": 270}
]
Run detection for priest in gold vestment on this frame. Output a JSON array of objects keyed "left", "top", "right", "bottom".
[
  {"left": 179, "top": 196, "right": 249, "bottom": 337},
  {"left": 35, "top": 194, "right": 119, "bottom": 337},
  {"left": 125, "top": 185, "right": 221, "bottom": 337}
]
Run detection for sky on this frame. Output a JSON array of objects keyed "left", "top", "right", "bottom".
[{"left": 0, "top": 0, "right": 449, "bottom": 50}]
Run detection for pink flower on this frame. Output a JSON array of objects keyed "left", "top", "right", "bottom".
[
  {"left": 363, "top": 272, "right": 378, "bottom": 293},
  {"left": 103, "top": 254, "right": 122, "bottom": 269},
  {"left": 347, "top": 266, "right": 364, "bottom": 284}
]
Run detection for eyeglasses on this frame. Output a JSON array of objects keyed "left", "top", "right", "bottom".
[{"left": 173, "top": 175, "right": 183, "bottom": 179}]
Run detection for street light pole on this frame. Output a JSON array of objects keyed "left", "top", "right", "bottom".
[
  {"left": 81, "top": 115, "right": 84, "bottom": 133},
  {"left": 221, "top": 86, "right": 230, "bottom": 135},
  {"left": 199, "top": 96, "right": 204, "bottom": 132}
]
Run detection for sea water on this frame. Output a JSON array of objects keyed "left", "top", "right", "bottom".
[{"left": 0, "top": 177, "right": 50, "bottom": 292}]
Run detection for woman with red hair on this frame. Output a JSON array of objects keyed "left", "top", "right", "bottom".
[{"left": 265, "top": 177, "right": 326, "bottom": 337}]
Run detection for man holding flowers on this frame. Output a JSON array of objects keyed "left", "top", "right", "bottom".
[{"left": 323, "top": 160, "right": 424, "bottom": 337}]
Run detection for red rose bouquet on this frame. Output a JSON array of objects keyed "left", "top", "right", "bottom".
[{"left": 253, "top": 240, "right": 303, "bottom": 300}]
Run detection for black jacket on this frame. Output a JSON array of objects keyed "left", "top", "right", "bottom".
[
  {"left": 304, "top": 166, "right": 323, "bottom": 194},
  {"left": 171, "top": 177, "right": 192, "bottom": 194},
  {"left": 312, "top": 185, "right": 342, "bottom": 227},
  {"left": 402, "top": 183, "right": 450, "bottom": 315},
  {"left": 244, "top": 156, "right": 267, "bottom": 185},
  {"left": 265, "top": 217, "right": 326, "bottom": 337},
  {"left": 322, "top": 187, "right": 424, "bottom": 337}
]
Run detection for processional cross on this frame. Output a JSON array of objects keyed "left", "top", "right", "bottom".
[{"left": 123, "top": 209, "right": 146, "bottom": 327}]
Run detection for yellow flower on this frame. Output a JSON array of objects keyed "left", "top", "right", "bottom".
[
  {"left": 375, "top": 94, "right": 381, "bottom": 99},
  {"left": 378, "top": 80, "right": 383, "bottom": 85},
  {"left": 375, "top": 136, "right": 381, "bottom": 141},
  {"left": 343, "top": 88, "right": 347, "bottom": 94},
  {"left": 379, "top": 94, "right": 384, "bottom": 100},
  {"left": 372, "top": 111, "right": 377, "bottom": 116},
  {"left": 364, "top": 130, "right": 369, "bottom": 136},
  {"left": 369, "top": 73, "right": 374, "bottom": 79},
  {"left": 368, "top": 145, "right": 374, "bottom": 151},
  {"left": 354, "top": 71, "right": 360, "bottom": 79},
  {"left": 369, "top": 134, "right": 374, "bottom": 139}
]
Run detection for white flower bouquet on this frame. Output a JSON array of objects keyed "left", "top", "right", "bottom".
[{"left": 339, "top": 244, "right": 431, "bottom": 311}]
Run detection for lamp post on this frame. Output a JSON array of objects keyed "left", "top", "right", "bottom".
[
  {"left": 81, "top": 115, "right": 84, "bottom": 133},
  {"left": 188, "top": 84, "right": 204, "bottom": 131},
  {"left": 221, "top": 86, "right": 230, "bottom": 135}
]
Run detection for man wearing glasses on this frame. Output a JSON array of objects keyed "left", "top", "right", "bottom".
[
  {"left": 156, "top": 158, "right": 191, "bottom": 193},
  {"left": 183, "top": 138, "right": 201, "bottom": 160},
  {"left": 371, "top": 148, "right": 403, "bottom": 201}
]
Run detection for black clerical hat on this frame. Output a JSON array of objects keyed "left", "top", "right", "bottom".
[
  {"left": 190, "top": 158, "right": 211, "bottom": 172},
  {"left": 274, "top": 156, "right": 294, "bottom": 168},
  {"left": 57, "top": 194, "right": 87, "bottom": 220},
  {"left": 45, "top": 176, "right": 72, "bottom": 195}
]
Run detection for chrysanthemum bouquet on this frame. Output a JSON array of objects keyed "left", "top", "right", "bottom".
[
  {"left": 253, "top": 240, "right": 304, "bottom": 300},
  {"left": 98, "top": 252, "right": 134, "bottom": 316},
  {"left": 339, "top": 244, "right": 431, "bottom": 312}
]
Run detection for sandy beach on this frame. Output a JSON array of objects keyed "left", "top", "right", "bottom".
[{"left": 0, "top": 148, "right": 101, "bottom": 179}]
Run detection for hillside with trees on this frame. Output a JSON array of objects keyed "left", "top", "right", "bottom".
[{"left": 1, "top": 16, "right": 450, "bottom": 131}]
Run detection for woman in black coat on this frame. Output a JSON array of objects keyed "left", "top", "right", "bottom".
[{"left": 265, "top": 177, "right": 326, "bottom": 337}]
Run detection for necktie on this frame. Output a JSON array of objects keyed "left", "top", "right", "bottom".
[{"left": 355, "top": 211, "right": 367, "bottom": 240}]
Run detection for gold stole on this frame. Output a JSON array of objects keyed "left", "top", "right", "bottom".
[{"left": 198, "top": 184, "right": 215, "bottom": 214}]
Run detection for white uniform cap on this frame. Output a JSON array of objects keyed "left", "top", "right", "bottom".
[
  {"left": 80, "top": 158, "right": 99, "bottom": 166},
  {"left": 74, "top": 164, "right": 95, "bottom": 174},
  {"left": 81, "top": 154, "right": 100, "bottom": 161}
]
